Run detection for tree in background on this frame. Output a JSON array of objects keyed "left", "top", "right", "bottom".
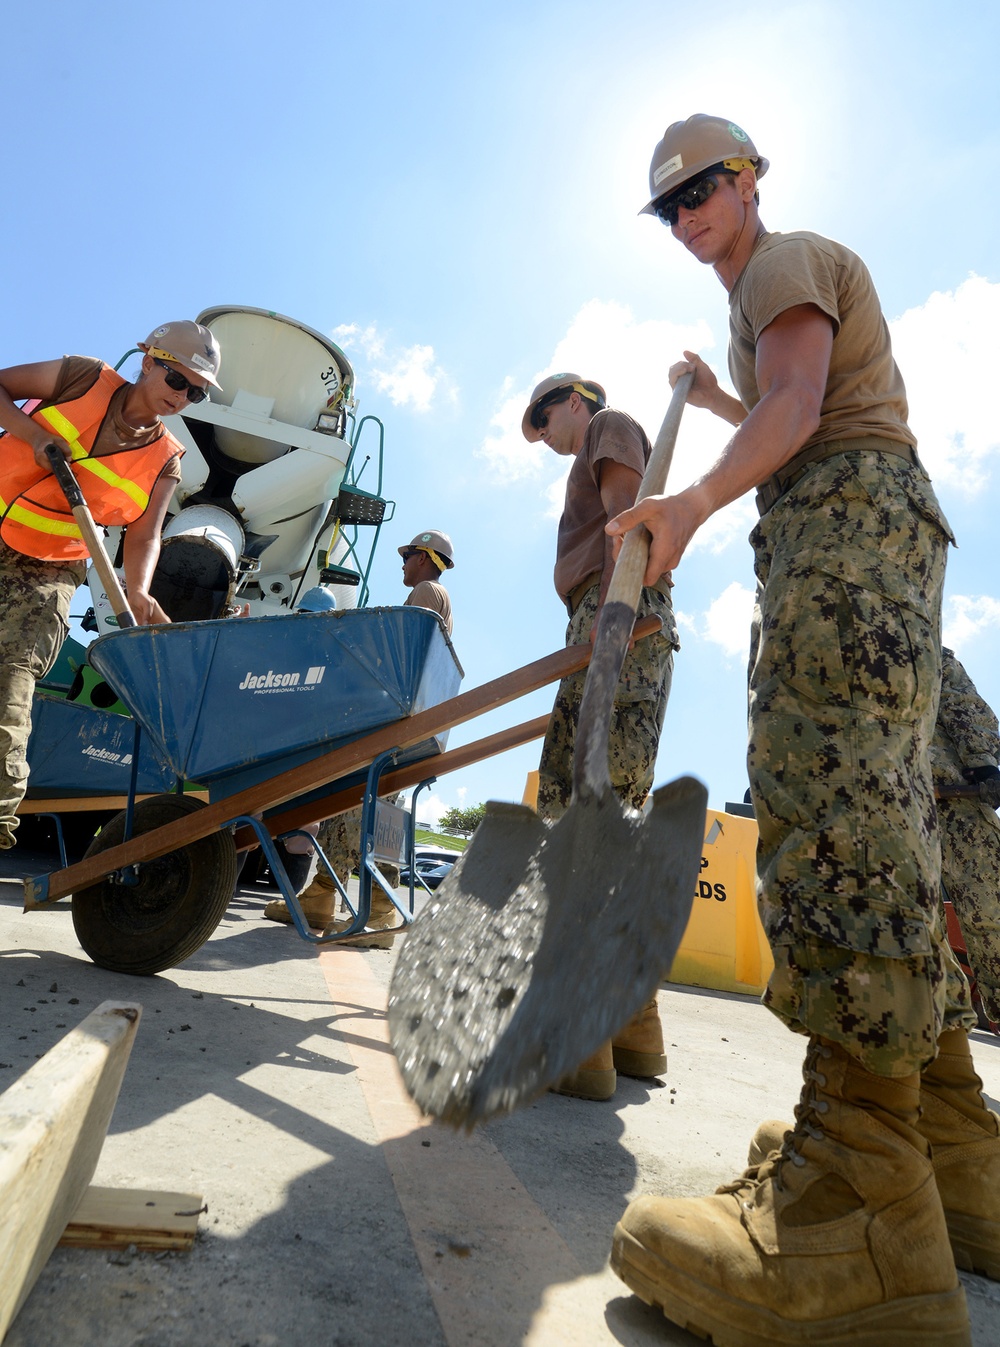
[{"left": 439, "top": 803, "right": 486, "bottom": 836}]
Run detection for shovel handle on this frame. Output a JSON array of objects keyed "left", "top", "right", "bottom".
[
  {"left": 44, "top": 445, "right": 137, "bottom": 629},
  {"left": 605, "top": 371, "right": 694, "bottom": 612}
]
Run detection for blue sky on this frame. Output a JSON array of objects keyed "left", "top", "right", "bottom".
[{"left": 7, "top": 1, "right": 1000, "bottom": 824}]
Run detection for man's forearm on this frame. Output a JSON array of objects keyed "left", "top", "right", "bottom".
[
  {"left": 705, "top": 387, "right": 748, "bottom": 428},
  {"left": 686, "top": 382, "right": 822, "bottom": 517}
]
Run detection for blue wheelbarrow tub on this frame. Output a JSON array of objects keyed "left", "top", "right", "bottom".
[
  {"left": 86, "top": 607, "right": 462, "bottom": 790},
  {"left": 26, "top": 695, "right": 178, "bottom": 797}
]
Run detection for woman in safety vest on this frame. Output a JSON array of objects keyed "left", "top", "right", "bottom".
[{"left": 0, "top": 319, "right": 222, "bottom": 849}]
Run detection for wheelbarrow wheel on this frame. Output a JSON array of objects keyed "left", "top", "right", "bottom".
[{"left": 71, "top": 793, "right": 238, "bottom": 976}]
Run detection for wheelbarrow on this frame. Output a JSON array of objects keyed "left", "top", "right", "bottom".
[{"left": 22, "top": 606, "right": 664, "bottom": 976}]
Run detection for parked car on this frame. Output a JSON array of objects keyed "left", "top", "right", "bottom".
[{"left": 400, "top": 857, "right": 455, "bottom": 890}]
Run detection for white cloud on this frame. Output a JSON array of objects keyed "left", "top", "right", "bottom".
[
  {"left": 408, "top": 790, "right": 447, "bottom": 829},
  {"left": 890, "top": 275, "right": 1000, "bottom": 493},
  {"left": 677, "top": 581, "right": 756, "bottom": 660},
  {"left": 943, "top": 594, "right": 1000, "bottom": 649},
  {"left": 332, "top": 321, "right": 454, "bottom": 414}
]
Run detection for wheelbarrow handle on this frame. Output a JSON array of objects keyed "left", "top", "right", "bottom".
[{"left": 44, "top": 445, "right": 137, "bottom": 629}]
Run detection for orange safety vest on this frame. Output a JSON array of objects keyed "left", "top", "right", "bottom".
[{"left": 0, "top": 364, "right": 184, "bottom": 562}]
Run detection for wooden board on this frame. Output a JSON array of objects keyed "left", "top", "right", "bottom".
[
  {"left": 59, "top": 1185, "right": 204, "bottom": 1251},
  {"left": 0, "top": 1001, "right": 141, "bottom": 1343},
  {"left": 17, "top": 792, "right": 209, "bottom": 815},
  {"left": 23, "top": 618, "right": 655, "bottom": 909},
  {"left": 25, "top": 617, "right": 660, "bottom": 909},
  {"left": 233, "top": 713, "right": 551, "bottom": 848}
]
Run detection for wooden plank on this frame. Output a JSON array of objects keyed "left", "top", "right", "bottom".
[
  {"left": 0, "top": 1001, "right": 141, "bottom": 1342},
  {"left": 233, "top": 713, "right": 551, "bottom": 848},
  {"left": 24, "top": 618, "right": 658, "bottom": 909},
  {"left": 59, "top": 1185, "right": 204, "bottom": 1251},
  {"left": 17, "top": 792, "right": 208, "bottom": 815}
]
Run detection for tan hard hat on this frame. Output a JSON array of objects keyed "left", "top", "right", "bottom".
[
  {"left": 639, "top": 114, "right": 768, "bottom": 216},
  {"left": 399, "top": 529, "right": 455, "bottom": 569},
  {"left": 521, "top": 373, "right": 608, "bottom": 443},
  {"left": 139, "top": 320, "right": 222, "bottom": 388}
]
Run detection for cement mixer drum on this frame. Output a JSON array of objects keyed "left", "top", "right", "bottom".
[{"left": 196, "top": 306, "right": 354, "bottom": 465}]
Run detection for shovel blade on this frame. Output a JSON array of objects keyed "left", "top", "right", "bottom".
[{"left": 389, "top": 773, "right": 707, "bottom": 1127}]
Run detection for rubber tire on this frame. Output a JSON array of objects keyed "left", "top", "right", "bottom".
[{"left": 71, "top": 793, "right": 237, "bottom": 976}]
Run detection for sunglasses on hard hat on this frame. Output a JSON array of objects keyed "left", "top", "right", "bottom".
[
  {"left": 653, "top": 172, "right": 730, "bottom": 227},
  {"left": 152, "top": 357, "right": 210, "bottom": 404}
]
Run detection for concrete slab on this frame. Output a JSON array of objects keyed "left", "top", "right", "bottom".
[{"left": 3, "top": 851, "right": 1000, "bottom": 1345}]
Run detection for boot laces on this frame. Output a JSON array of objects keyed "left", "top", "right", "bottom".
[
  {"left": 774, "top": 1040, "right": 833, "bottom": 1186},
  {"left": 719, "top": 1040, "right": 834, "bottom": 1200}
]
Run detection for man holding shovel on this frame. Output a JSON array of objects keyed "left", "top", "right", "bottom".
[
  {"left": 606, "top": 114, "right": 995, "bottom": 1343},
  {"left": 0, "top": 321, "right": 220, "bottom": 849},
  {"left": 523, "top": 374, "right": 679, "bottom": 1100}
]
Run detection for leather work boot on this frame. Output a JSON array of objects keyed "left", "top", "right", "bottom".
[
  {"left": 612, "top": 1038, "right": 970, "bottom": 1346},
  {"left": 551, "top": 1041, "right": 616, "bottom": 1101},
  {"left": 921, "top": 1027, "right": 1000, "bottom": 1280},
  {"left": 325, "top": 889, "right": 404, "bottom": 949},
  {"left": 748, "top": 1028, "right": 1000, "bottom": 1281},
  {"left": 263, "top": 881, "right": 336, "bottom": 929},
  {"left": 612, "top": 994, "right": 667, "bottom": 1078}
]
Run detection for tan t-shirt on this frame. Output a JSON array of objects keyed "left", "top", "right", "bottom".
[
  {"left": 553, "top": 408, "right": 648, "bottom": 598},
  {"left": 45, "top": 355, "right": 182, "bottom": 482},
  {"left": 405, "top": 579, "right": 453, "bottom": 635},
  {"left": 728, "top": 231, "right": 914, "bottom": 454}
]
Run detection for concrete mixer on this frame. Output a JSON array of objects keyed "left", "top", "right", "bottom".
[{"left": 87, "top": 306, "right": 392, "bottom": 627}]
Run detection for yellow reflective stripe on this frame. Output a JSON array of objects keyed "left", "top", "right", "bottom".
[
  {"left": 37, "top": 405, "right": 88, "bottom": 460},
  {"left": 75, "top": 457, "right": 149, "bottom": 510},
  {"left": 6, "top": 501, "right": 83, "bottom": 538},
  {"left": 36, "top": 405, "right": 150, "bottom": 510}
]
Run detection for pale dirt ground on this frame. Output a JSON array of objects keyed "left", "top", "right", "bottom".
[{"left": 3, "top": 851, "right": 1000, "bottom": 1347}]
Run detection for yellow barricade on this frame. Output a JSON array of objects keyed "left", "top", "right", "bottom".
[
  {"left": 520, "top": 774, "right": 770, "bottom": 997},
  {"left": 667, "top": 808, "right": 772, "bottom": 997}
]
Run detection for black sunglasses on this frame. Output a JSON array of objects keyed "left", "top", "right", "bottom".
[
  {"left": 400, "top": 547, "right": 424, "bottom": 562},
  {"left": 153, "top": 357, "right": 209, "bottom": 404},
  {"left": 654, "top": 172, "right": 728, "bottom": 228},
  {"left": 530, "top": 387, "right": 575, "bottom": 432}
]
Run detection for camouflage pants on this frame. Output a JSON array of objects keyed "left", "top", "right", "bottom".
[
  {"left": 747, "top": 452, "right": 972, "bottom": 1077},
  {"left": 537, "top": 583, "right": 676, "bottom": 822},
  {"left": 312, "top": 794, "right": 402, "bottom": 892},
  {"left": 0, "top": 543, "right": 83, "bottom": 846},
  {"left": 940, "top": 797, "right": 1000, "bottom": 1023}
]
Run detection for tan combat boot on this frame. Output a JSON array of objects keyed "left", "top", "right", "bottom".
[
  {"left": 612, "top": 994, "right": 667, "bottom": 1078},
  {"left": 263, "top": 870, "right": 337, "bottom": 928},
  {"left": 551, "top": 1042, "right": 616, "bottom": 1101},
  {"left": 325, "top": 889, "right": 403, "bottom": 949},
  {"left": 921, "top": 1027, "right": 1000, "bottom": 1280},
  {"left": 612, "top": 1038, "right": 970, "bottom": 1346},
  {"left": 748, "top": 1027, "right": 1000, "bottom": 1281}
]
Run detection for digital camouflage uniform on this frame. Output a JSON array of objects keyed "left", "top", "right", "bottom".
[
  {"left": 536, "top": 582, "right": 677, "bottom": 820},
  {"left": 310, "top": 794, "right": 402, "bottom": 895},
  {"left": 932, "top": 647, "right": 1000, "bottom": 1024},
  {"left": 748, "top": 452, "right": 974, "bottom": 1075},
  {"left": 0, "top": 542, "right": 85, "bottom": 847}
]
